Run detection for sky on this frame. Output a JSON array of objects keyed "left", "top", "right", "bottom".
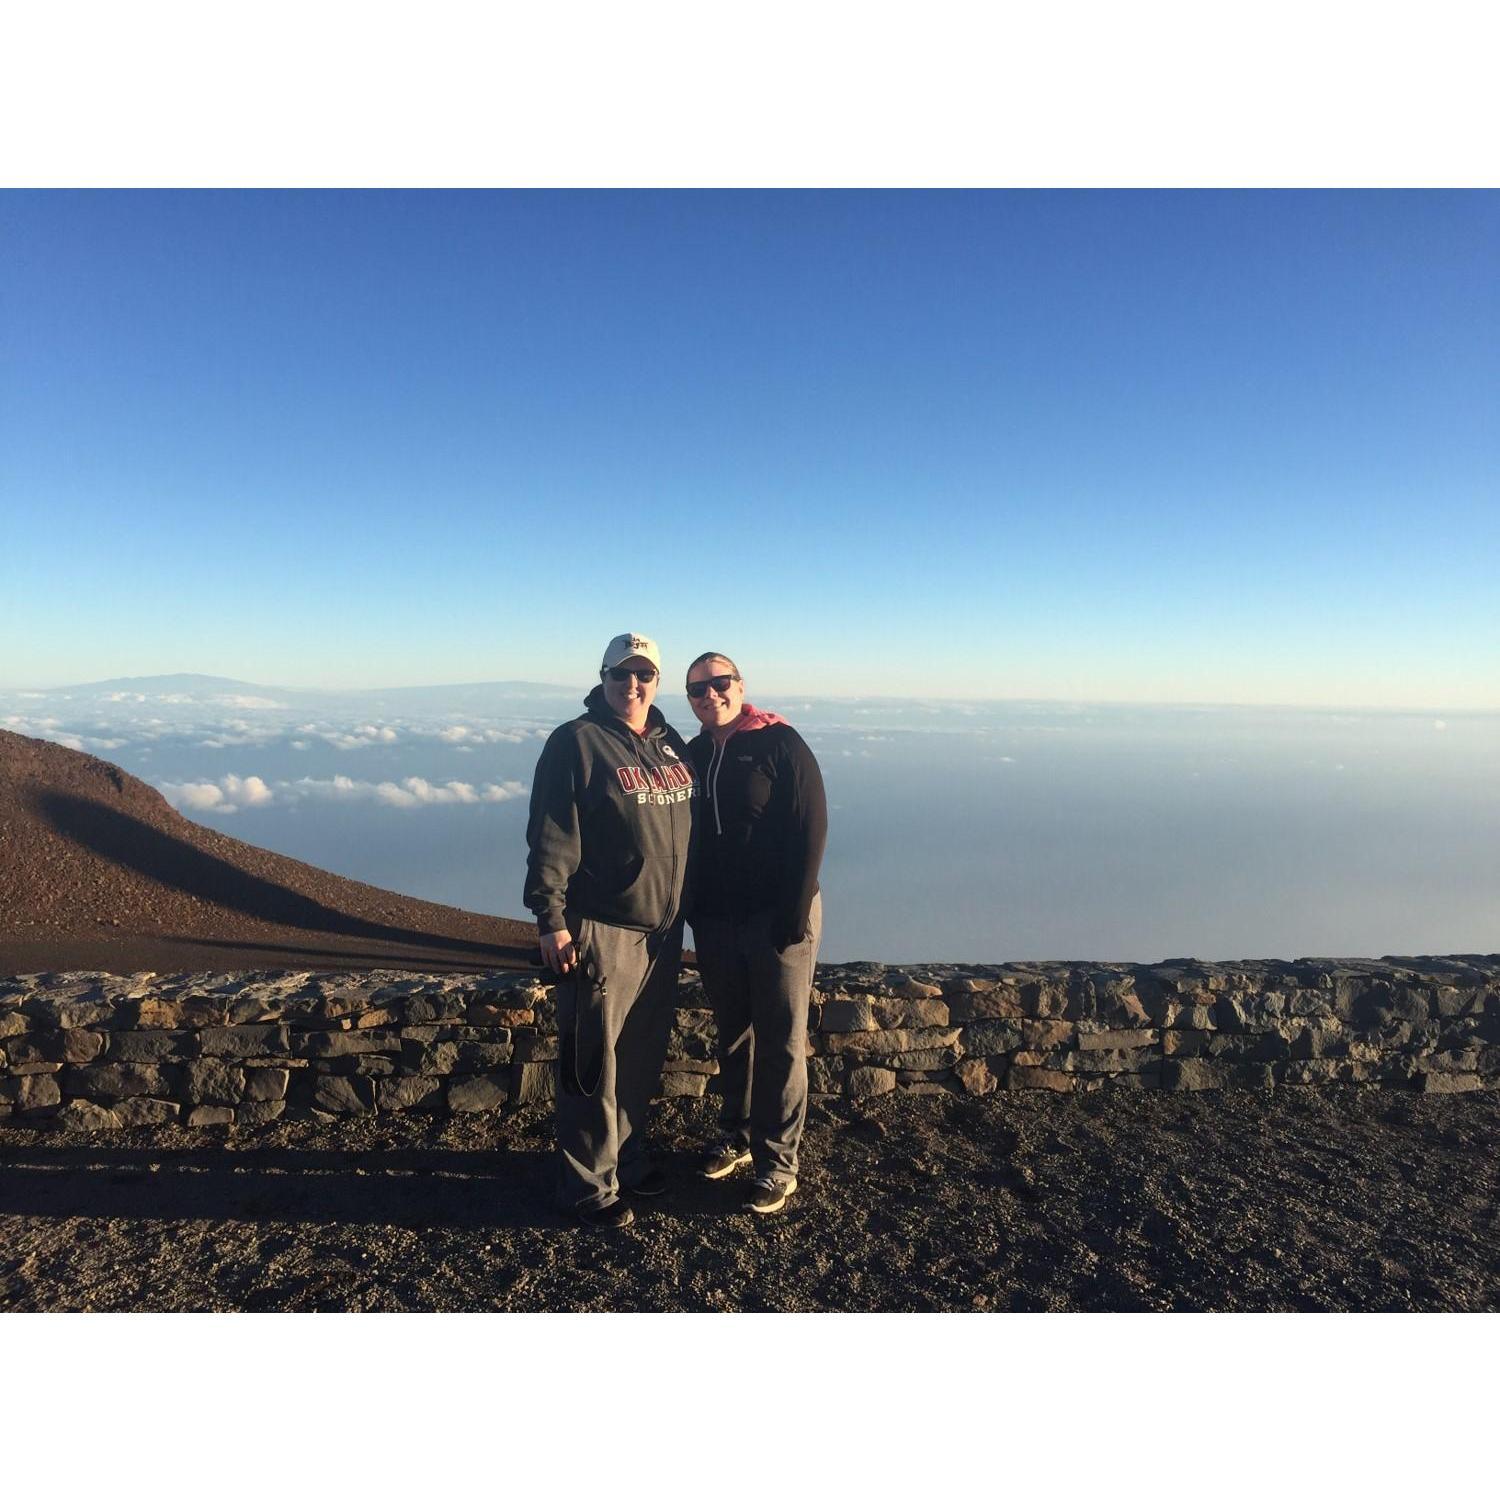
[{"left": 3, "top": 189, "right": 1496, "bottom": 707}]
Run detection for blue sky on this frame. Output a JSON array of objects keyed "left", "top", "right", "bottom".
[{"left": 3, "top": 190, "right": 1496, "bottom": 706}]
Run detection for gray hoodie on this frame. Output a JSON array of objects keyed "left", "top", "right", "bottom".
[{"left": 524, "top": 685, "right": 697, "bottom": 935}]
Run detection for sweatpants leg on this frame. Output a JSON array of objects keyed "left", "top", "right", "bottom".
[
  {"left": 554, "top": 916, "right": 680, "bottom": 1212},
  {"left": 744, "top": 894, "right": 821, "bottom": 1186},
  {"left": 692, "top": 914, "right": 754, "bottom": 1149},
  {"left": 614, "top": 921, "right": 682, "bottom": 1188},
  {"left": 693, "top": 895, "right": 822, "bottom": 1183}
]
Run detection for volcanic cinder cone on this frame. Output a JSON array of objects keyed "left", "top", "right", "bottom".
[{"left": 0, "top": 728, "right": 537, "bottom": 976}]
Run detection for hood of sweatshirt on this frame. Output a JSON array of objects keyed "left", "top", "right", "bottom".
[
  {"left": 731, "top": 702, "right": 787, "bottom": 734},
  {"left": 700, "top": 702, "right": 788, "bottom": 747}
]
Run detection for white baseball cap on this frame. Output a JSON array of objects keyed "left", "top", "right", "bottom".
[{"left": 600, "top": 632, "right": 662, "bottom": 672}]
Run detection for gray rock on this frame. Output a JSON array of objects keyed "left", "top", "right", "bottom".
[
  {"left": 198, "top": 1025, "right": 290, "bottom": 1057},
  {"left": 187, "top": 1106, "right": 235, "bottom": 1126},
  {"left": 243, "top": 1068, "right": 290, "bottom": 1102},
  {"left": 1068, "top": 1048, "right": 1161, "bottom": 1074},
  {"left": 512, "top": 1061, "right": 555, "bottom": 1105},
  {"left": 825, "top": 1026, "right": 960, "bottom": 1056},
  {"left": 659, "top": 1072, "right": 707, "bottom": 1098},
  {"left": 888, "top": 1047, "right": 962, "bottom": 1070},
  {"left": 946, "top": 988, "right": 1028, "bottom": 1021},
  {"left": 377, "top": 1076, "right": 444, "bottom": 1111},
  {"left": 1162, "top": 1059, "right": 1228, "bottom": 1091},
  {"left": 77, "top": 1063, "right": 166, "bottom": 1100},
  {"left": 61, "top": 1029, "right": 107, "bottom": 1065},
  {"left": 818, "top": 998, "right": 876, "bottom": 1032},
  {"left": 510, "top": 1031, "right": 556, "bottom": 1063},
  {"left": 111, "top": 1097, "right": 182, "bottom": 1127},
  {"left": 52, "top": 1098, "right": 119, "bottom": 1130},
  {"left": 1162, "top": 1003, "right": 1217, "bottom": 1029},
  {"left": 297, "top": 1028, "right": 396, "bottom": 1058},
  {"left": 1161, "top": 1030, "right": 1210, "bottom": 1056},
  {"left": 404, "top": 994, "right": 469, "bottom": 1023},
  {"left": 235, "top": 1101, "right": 286, "bottom": 1125},
  {"left": 135, "top": 998, "right": 224, "bottom": 1029},
  {"left": 183, "top": 1060, "right": 245, "bottom": 1105},
  {"left": 402, "top": 1040, "right": 461, "bottom": 1075},
  {"left": 870, "top": 998, "right": 951, "bottom": 1029},
  {"left": 955, "top": 1058, "right": 999, "bottom": 1095},
  {"left": 845, "top": 1066, "right": 896, "bottom": 1099},
  {"left": 1021, "top": 1020, "right": 1074, "bottom": 1049},
  {"left": 449, "top": 1074, "right": 510, "bottom": 1112},
  {"left": 108, "top": 1030, "right": 187, "bottom": 1062},
  {"left": 1077, "top": 1027, "right": 1157, "bottom": 1051},
  {"left": 1418, "top": 1071, "right": 1484, "bottom": 1094},
  {"left": 806, "top": 1057, "right": 844, "bottom": 1093},
  {"left": 960, "top": 1020, "right": 1023, "bottom": 1054},
  {"left": 467, "top": 1000, "right": 537, "bottom": 1027},
  {"left": 5, "top": 1035, "right": 65, "bottom": 1067},
  {"left": 1207, "top": 1032, "right": 1289, "bottom": 1062},
  {"left": 1006, "top": 1066, "right": 1073, "bottom": 1091},
  {"left": 892, "top": 978, "right": 944, "bottom": 1000},
  {"left": 309, "top": 1074, "right": 376, "bottom": 1113}
]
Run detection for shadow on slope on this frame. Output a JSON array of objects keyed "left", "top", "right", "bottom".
[{"left": 35, "top": 790, "right": 530, "bottom": 966}]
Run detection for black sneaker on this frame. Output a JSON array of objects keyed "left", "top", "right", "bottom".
[
  {"left": 625, "top": 1166, "right": 667, "bottom": 1197},
  {"left": 575, "top": 1198, "right": 635, "bottom": 1230},
  {"left": 747, "top": 1177, "right": 798, "bottom": 1215},
  {"left": 699, "top": 1140, "right": 754, "bottom": 1180}
]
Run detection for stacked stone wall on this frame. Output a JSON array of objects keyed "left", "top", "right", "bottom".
[{"left": 2, "top": 957, "right": 1496, "bottom": 1129}]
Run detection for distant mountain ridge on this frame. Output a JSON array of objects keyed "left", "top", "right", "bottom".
[{"left": 43, "top": 673, "right": 579, "bottom": 700}]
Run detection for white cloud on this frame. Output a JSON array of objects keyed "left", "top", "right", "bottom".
[
  {"left": 282, "top": 775, "right": 527, "bottom": 808},
  {"left": 163, "top": 781, "right": 229, "bottom": 812},
  {"left": 312, "top": 723, "right": 400, "bottom": 750},
  {"left": 424, "top": 724, "right": 537, "bottom": 745},
  {"left": 157, "top": 773, "right": 274, "bottom": 815},
  {"left": 211, "top": 695, "right": 286, "bottom": 709},
  {"left": 1434, "top": 720, "right": 1448, "bottom": 731}
]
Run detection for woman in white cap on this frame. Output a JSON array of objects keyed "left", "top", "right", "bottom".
[
  {"left": 684, "top": 651, "right": 827, "bottom": 1215},
  {"left": 524, "top": 632, "right": 697, "bottom": 1229}
]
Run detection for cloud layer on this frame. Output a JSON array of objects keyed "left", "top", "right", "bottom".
[{"left": 155, "top": 772, "right": 529, "bottom": 813}]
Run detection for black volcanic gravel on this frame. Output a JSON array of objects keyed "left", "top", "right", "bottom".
[{"left": 2, "top": 1087, "right": 1495, "bottom": 1312}]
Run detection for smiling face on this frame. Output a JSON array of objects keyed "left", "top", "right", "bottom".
[
  {"left": 601, "top": 656, "right": 659, "bottom": 729},
  {"left": 686, "top": 655, "right": 745, "bottom": 732}
]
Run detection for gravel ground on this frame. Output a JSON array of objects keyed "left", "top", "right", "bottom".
[{"left": 3, "top": 1086, "right": 1496, "bottom": 1312}]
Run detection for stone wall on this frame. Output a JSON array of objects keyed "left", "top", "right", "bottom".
[{"left": 2, "top": 956, "right": 1497, "bottom": 1129}]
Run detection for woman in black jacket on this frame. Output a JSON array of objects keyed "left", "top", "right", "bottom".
[{"left": 684, "top": 652, "right": 828, "bottom": 1214}]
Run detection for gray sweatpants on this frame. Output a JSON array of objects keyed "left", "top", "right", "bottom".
[
  {"left": 691, "top": 893, "right": 822, "bottom": 1187},
  {"left": 555, "top": 913, "right": 683, "bottom": 1212}
]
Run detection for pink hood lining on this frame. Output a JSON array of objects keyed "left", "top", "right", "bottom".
[{"left": 711, "top": 702, "right": 787, "bottom": 742}]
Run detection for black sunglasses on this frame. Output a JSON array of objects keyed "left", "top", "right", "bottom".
[
  {"left": 686, "top": 674, "right": 739, "bottom": 699},
  {"left": 606, "top": 666, "right": 658, "bottom": 684}
]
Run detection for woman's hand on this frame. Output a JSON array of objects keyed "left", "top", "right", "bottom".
[{"left": 540, "top": 928, "right": 577, "bottom": 975}]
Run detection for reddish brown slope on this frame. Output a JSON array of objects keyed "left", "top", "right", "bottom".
[{"left": 0, "top": 729, "right": 537, "bottom": 975}]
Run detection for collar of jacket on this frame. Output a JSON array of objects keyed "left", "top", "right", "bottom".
[{"left": 583, "top": 683, "right": 669, "bottom": 740}]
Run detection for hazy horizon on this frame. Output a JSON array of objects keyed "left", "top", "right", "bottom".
[
  {"left": 6, "top": 680, "right": 1496, "bottom": 966},
  {"left": 2, "top": 670, "right": 1492, "bottom": 719}
]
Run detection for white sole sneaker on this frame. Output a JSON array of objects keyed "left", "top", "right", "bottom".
[
  {"left": 700, "top": 1148, "right": 754, "bottom": 1180},
  {"left": 749, "top": 1178, "right": 798, "bottom": 1214}
]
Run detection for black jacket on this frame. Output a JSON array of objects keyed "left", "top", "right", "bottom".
[
  {"left": 687, "top": 716, "right": 827, "bottom": 945},
  {"left": 524, "top": 686, "right": 696, "bottom": 935}
]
